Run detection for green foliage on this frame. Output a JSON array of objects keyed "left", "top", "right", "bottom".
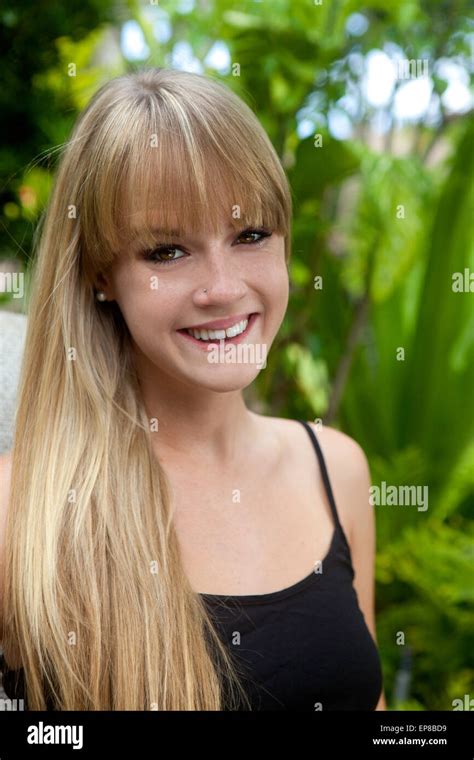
[{"left": 0, "top": 0, "right": 118, "bottom": 259}]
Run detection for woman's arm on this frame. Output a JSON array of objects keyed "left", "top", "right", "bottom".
[
  {"left": 344, "top": 442, "right": 386, "bottom": 710},
  {"left": 310, "top": 425, "right": 387, "bottom": 710}
]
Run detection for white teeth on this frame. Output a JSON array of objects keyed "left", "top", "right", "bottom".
[{"left": 186, "top": 317, "right": 249, "bottom": 341}]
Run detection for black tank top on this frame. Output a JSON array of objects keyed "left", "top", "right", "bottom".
[{"left": 0, "top": 420, "right": 383, "bottom": 710}]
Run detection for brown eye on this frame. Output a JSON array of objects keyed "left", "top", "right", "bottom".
[
  {"left": 236, "top": 229, "right": 272, "bottom": 245},
  {"left": 144, "top": 246, "right": 186, "bottom": 265}
]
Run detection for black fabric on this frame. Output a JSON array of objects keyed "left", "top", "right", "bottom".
[
  {"left": 0, "top": 419, "right": 383, "bottom": 711},
  {"left": 200, "top": 420, "right": 383, "bottom": 710}
]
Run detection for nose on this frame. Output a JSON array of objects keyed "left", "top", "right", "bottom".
[{"left": 192, "top": 247, "right": 247, "bottom": 306}]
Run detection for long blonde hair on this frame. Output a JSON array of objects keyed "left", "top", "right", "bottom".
[{"left": 3, "top": 67, "right": 292, "bottom": 710}]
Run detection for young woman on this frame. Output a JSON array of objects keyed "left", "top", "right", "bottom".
[{"left": 0, "top": 67, "right": 385, "bottom": 711}]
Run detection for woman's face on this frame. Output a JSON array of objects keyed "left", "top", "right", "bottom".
[{"left": 98, "top": 220, "right": 289, "bottom": 393}]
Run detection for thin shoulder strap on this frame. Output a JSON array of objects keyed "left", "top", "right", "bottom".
[{"left": 297, "top": 420, "right": 344, "bottom": 536}]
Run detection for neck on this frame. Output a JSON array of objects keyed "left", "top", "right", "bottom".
[{"left": 133, "top": 353, "right": 258, "bottom": 469}]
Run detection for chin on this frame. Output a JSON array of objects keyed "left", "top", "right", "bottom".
[{"left": 190, "top": 367, "right": 262, "bottom": 393}]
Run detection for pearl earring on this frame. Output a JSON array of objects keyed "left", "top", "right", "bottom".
[{"left": 96, "top": 291, "right": 107, "bottom": 302}]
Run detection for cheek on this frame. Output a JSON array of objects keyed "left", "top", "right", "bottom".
[
  {"left": 111, "top": 264, "right": 175, "bottom": 339},
  {"left": 262, "top": 240, "right": 288, "bottom": 295},
  {"left": 261, "top": 257, "right": 289, "bottom": 322}
]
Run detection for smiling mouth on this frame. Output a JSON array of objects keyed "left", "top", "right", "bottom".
[{"left": 177, "top": 313, "right": 259, "bottom": 345}]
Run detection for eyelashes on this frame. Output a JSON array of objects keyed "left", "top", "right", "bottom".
[{"left": 142, "top": 228, "right": 273, "bottom": 266}]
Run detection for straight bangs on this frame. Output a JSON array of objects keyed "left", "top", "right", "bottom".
[{"left": 79, "top": 72, "right": 291, "bottom": 275}]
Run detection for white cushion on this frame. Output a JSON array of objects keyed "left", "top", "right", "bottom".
[{"left": 0, "top": 310, "right": 27, "bottom": 455}]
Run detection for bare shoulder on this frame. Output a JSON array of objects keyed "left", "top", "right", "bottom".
[
  {"left": 0, "top": 451, "right": 13, "bottom": 642},
  {"left": 253, "top": 413, "right": 371, "bottom": 493},
  {"left": 257, "top": 414, "right": 372, "bottom": 544},
  {"left": 250, "top": 412, "right": 373, "bottom": 536},
  {"left": 307, "top": 422, "right": 370, "bottom": 480},
  {"left": 306, "top": 422, "right": 372, "bottom": 545}
]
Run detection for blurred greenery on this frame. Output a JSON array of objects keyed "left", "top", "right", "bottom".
[{"left": 0, "top": 0, "right": 473, "bottom": 710}]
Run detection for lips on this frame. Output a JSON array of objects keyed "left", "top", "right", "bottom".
[
  {"left": 177, "top": 312, "right": 259, "bottom": 349},
  {"left": 179, "top": 312, "right": 256, "bottom": 331}
]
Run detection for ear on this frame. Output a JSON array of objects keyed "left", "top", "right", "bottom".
[{"left": 94, "top": 271, "right": 114, "bottom": 301}]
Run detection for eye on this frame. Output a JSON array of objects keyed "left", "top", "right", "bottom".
[
  {"left": 142, "top": 228, "right": 272, "bottom": 266},
  {"left": 235, "top": 228, "right": 273, "bottom": 246},
  {"left": 143, "top": 246, "right": 187, "bottom": 266}
]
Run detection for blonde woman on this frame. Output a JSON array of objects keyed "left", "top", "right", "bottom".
[{"left": 0, "top": 67, "right": 385, "bottom": 711}]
